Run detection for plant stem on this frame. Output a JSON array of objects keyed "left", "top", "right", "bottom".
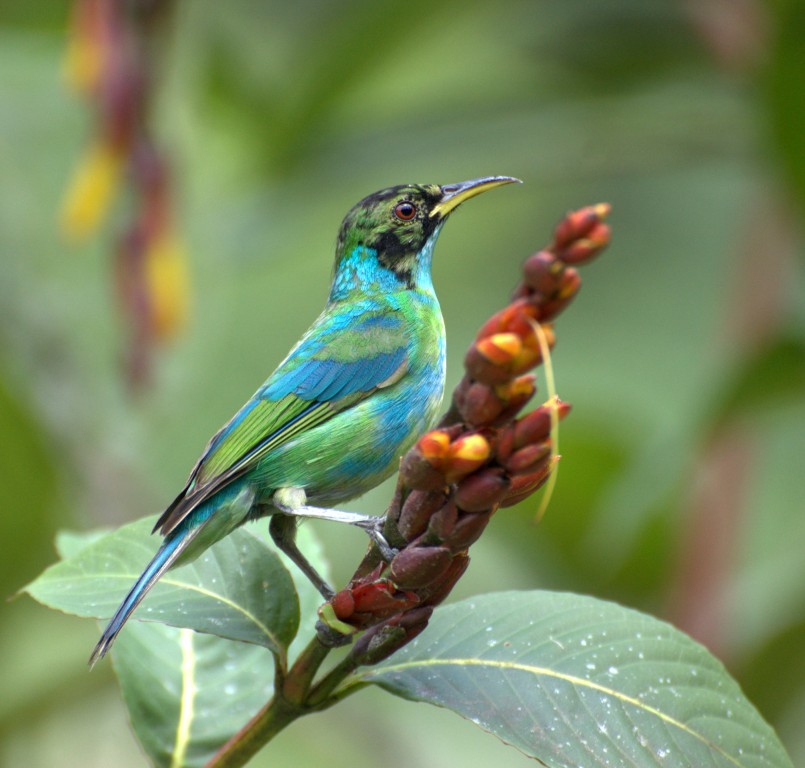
[
  {"left": 282, "top": 635, "right": 332, "bottom": 702},
  {"left": 204, "top": 636, "right": 337, "bottom": 767},
  {"left": 305, "top": 650, "right": 361, "bottom": 708},
  {"left": 204, "top": 692, "right": 300, "bottom": 768}
]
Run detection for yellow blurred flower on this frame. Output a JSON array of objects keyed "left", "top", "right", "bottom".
[
  {"left": 144, "top": 231, "right": 190, "bottom": 339},
  {"left": 60, "top": 141, "right": 124, "bottom": 240}
]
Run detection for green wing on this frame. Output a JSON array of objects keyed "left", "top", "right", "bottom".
[{"left": 154, "top": 305, "right": 408, "bottom": 536}]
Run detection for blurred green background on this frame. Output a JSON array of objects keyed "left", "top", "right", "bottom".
[{"left": 2, "top": 1, "right": 804, "bottom": 766}]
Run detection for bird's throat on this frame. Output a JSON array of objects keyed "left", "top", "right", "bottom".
[{"left": 329, "top": 232, "right": 439, "bottom": 302}]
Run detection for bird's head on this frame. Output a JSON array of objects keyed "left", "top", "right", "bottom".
[{"left": 330, "top": 176, "right": 520, "bottom": 300}]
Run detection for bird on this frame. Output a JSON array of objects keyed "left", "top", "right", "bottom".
[{"left": 90, "top": 175, "right": 520, "bottom": 664}]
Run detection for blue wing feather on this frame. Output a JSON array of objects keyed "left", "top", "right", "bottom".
[
  {"left": 153, "top": 301, "right": 408, "bottom": 536},
  {"left": 267, "top": 350, "right": 405, "bottom": 402}
]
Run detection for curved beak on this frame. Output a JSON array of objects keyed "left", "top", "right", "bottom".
[{"left": 430, "top": 176, "right": 521, "bottom": 219}]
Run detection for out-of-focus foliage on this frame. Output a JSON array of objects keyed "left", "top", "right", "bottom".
[{"left": 1, "top": 1, "right": 803, "bottom": 767}]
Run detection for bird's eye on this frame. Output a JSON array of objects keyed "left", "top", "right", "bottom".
[{"left": 393, "top": 201, "right": 417, "bottom": 221}]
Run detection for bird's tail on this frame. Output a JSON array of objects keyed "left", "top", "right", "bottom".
[{"left": 89, "top": 527, "right": 197, "bottom": 667}]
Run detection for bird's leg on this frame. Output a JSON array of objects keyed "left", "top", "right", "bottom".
[
  {"left": 350, "top": 516, "right": 398, "bottom": 562},
  {"left": 272, "top": 487, "right": 398, "bottom": 564},
  {"left": 268, "top": 514, "right": 335, "bottom": 600}
]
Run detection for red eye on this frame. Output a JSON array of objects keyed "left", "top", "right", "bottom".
[{"left": 394, "top": 201, "right": 417, "bottom": 221}]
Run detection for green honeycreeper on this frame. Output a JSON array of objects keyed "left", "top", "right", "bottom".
[{"left": 90, "top": 176, "right": 520, "bottom": 664}]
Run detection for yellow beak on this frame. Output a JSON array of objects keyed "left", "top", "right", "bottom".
[{"left": 429, "top": 176, "right": 521, "bottom": 219}]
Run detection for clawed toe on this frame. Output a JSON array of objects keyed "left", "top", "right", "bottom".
[{"left": 354, "top": 516, "right": 398, "bottom": 562}]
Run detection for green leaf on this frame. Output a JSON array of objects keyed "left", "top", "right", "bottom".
[
  {"left": 54, "top": 528, "right": 108, "bottom": 559},
  {"left": 113, "top": 621, "right": 274, "bottom": 768},
  {"left": 24, "top": 517, "right": 299, "bottom": 654},
  {"left": 706, "top": 337, "right": 805, "bottom": 434},
  {"left": 0, "top": 372, "right": 60, "bottom": 593},
  {"left": 107, "top": 524, "right": 329, "bottom": 766},
  {"left": 765, "top": 0, "right": 805, "bottom": 211},
  {"left": 359, "top": 592, "right": 793, "bottom": 768},
  {"left": 26, "top": 522, "right": 332, "bottom": 767}
]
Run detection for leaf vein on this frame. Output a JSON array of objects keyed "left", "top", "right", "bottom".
[
  {"left": 170, "top": 629, "right": 196, "bottom": 768},
  {"left": 361, "top": 657, "right": 747, "bottom": 768},
  {"left": 54, "top": 572, "right": 283, "bottom": 651}
]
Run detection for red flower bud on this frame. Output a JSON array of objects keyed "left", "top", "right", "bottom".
[
  {"left": 464, "top": 346, "right": 517, "bottom": 385},
  {"left": 427, "top": 500, "right": 458, "bottom": 540},
  {"left": 491, "top": 375, "right": 537, "bottom": 423},
  {"left": 349, "top": 606, "right": 434, "bottom": 665},
  {"left": 454, "top": 467, "right": 511, "bottom": 512},
  {"left": 474, "top": 300, "right": 537, "bottom": 341},
  {"left": 476, "top": 333, "right": 522, "bottom": 365},
  {"left": 401, "top": 429, "right": 491, "bottom": 487},
  {"left": 331, "top": 588, "right": 356, "bottom": 620},
  {"left": 557, "top": 268, "right": 581, "bottom": 299},
  {"left": 350, "top": 624, "right": 407, "bottom": 665},
  {"left": 419, "top": 430, "right": 452, "bottom": 462},
  {"left": 552, "top": 203, "right": 611, "bottom": 250},
  {"left": 398, "top": 489, "right": 449, "bottom": 541},
  {"left": 350, "top": 581, "right": 403, "bottom": 613},
  {"left": 399, "top": 429, "right": 455, "bottom": 489},
  {"left": 561, "top": 222, "right": 611, "bottom": 264},
  {"left": 534, "top": 269, "right": 581, "bottom": 321},
  {"left": 418, "top": 554, "right": 470, "bottom": 607},
  {"left": 465, "top": 326, "right": 553, "bottom": 385},
  {"left": 515, "top": 337, "right": 550, "bottom": 375},
  {"left": 395, "top": 605, "right": 434, "bottom": 632},
  {"left": 390, "top": 546, "right": 453, "bottom": 590},
  {"left": 444, "top": 433, "right": 492, "bottom": 482},
  {"left": 456, "top": 381, "right": 506, "bottom": 425},
  {"left": 399, "top": 449, "right": 447, "bottom": 490},
  {"left": 522, "top": 250, "right": 565, "bottom": 297},
  {"left": 495, "top": 425, "right": 516, "bottom": 463},
  {"left": 503, "top": 440, "right": 551, "bottom": 475},
  {"left": 495, "top": 374, "right": 536, "bottom": 405},
  {"left": 512, "top": 397, "right": 570, "bottom": 450},
  {"left": 499, "top": 459, "right": 556, "bottom": 508},
  {"left": 445, "top": 511, "right": 492, "bottom": 552}
]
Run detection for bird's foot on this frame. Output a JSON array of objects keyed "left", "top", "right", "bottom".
[{"left": 352, "top": 515, "right": 398, "bottom": 562}]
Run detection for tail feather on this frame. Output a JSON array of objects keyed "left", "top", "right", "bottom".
[{"left": 89, "top": 529, "right": 194, "bottom": 666}]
